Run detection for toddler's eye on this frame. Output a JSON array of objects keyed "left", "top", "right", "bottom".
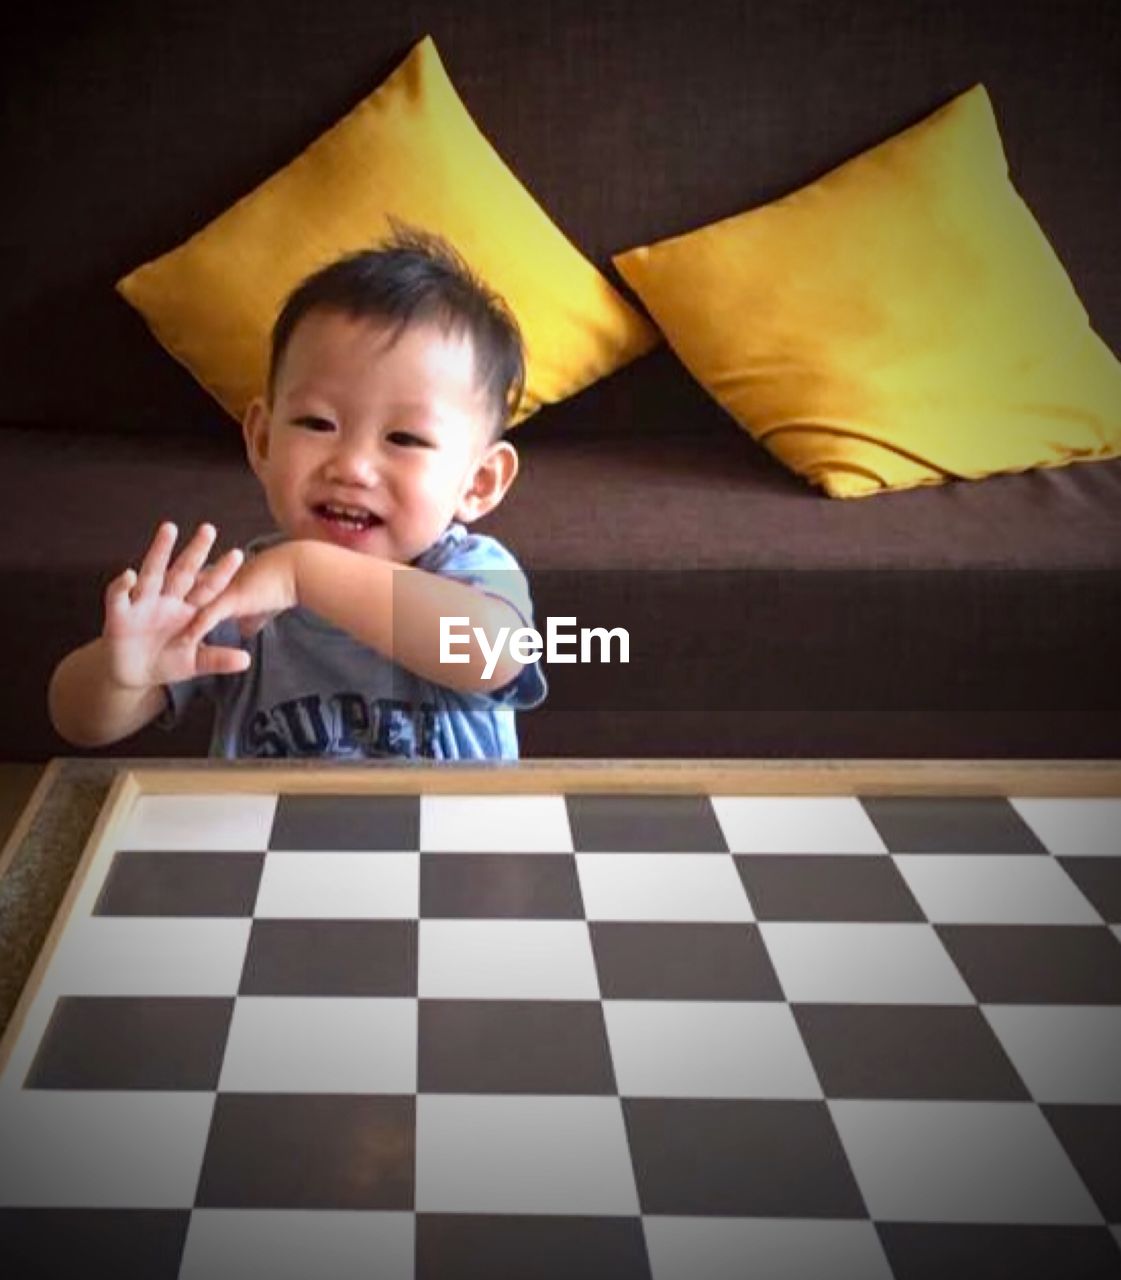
[
  {"left": 293, "top": 415, "right": 335, "bottom": 432},
  {"left": 387, "top": 431, "right": 431, "bottom": 448}
]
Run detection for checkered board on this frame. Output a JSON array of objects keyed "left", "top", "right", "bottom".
[{"left": 1, "top": 768, "right": 1120, "bottom": 1279}]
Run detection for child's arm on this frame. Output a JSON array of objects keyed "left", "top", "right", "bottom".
[
  {"left": 298, "top": 541, "right": 526, "bottom": 691},
  {"left": 184, "top": 539, "right": 525, "bottom": 693},
  {"left": 49, "top": 639, "right": 176, "bottom": 748},
  {"left": 48, "top": 522, "right": 249, "bottom": 747}
]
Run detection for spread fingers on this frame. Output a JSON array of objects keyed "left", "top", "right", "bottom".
[
  {"left": 163, "top": 523, "right": 218, "bottom": 600},
  {"left": 133, "top": 522, "right": 179, "bottom": 600},
  {"left": 195, "top": 644, "right": 252, "bottom": 677},
  {"left": 104, "top": 567, "right": 138, "bottom": 617},
  {"left": 184, "top": 547, "right": 244, "bottom": 611}
]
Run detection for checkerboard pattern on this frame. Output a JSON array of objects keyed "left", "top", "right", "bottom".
[{"left": 1, "top": 788, "right": 1120, "bottom": 1278}]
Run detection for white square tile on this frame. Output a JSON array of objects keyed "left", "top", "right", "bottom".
[
  {"left": 604, "top": 1001, "right": 821, "bottom": 1099},
  {"left": 830, "top": 1099, "right": 1101, "bottom": 1223},
  {"left": 418, "top": 921, "right": 599, "bottom": 998},
  {"left": 0, "top": 1091, "right": 212, "bottom": 1207},
  {"left": 984, "top": 1006, "right": 1121, "bottom": 1104},
  {"left": 759, "top": 923, "right": 974, "bottom": 1004},
  {"left": 710, "top": 797, "right": 887, "bottom": 854},
  {"left": 416, "top": 1095, "right": 639, "bottom": 1213},
  {"left": 420, "top": 794, "right": 572, "bottom": 852},
  {"left": 219, "top": 998, "right": 417, "bottom": 1093},
  {"left": 577, "top": 854, "right": 754, "bottom": 922},
  {"left": 1010, "top": 799, "right": 1121, "bottom": 856},
  {"left": 253, "top": 852, "right": 419, "bottom": 918},
  {"left": 181, "top": 1210, "right": 413, "bottom": 1280},
  {"left": 42, "top": 918, "right": 250, "bottom": 997},
  {"left": 895, "top": 855, "right": 1102, "bottom": 924},
  {"left": 643, "top": 1217, "right": 892, "bottom": 1280},
  {"left": 118, "top": 793, "right": 278, "bottom": 851}
]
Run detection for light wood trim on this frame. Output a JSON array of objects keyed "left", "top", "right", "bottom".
[
  {"left": 3, "top": 756, "right": 1117, "bottom": 1072},
  {"left": 126, "top": 759, "right": 1121, "bottom": 797},
  {"left": 0, "top": 769, "right": 142, "bottom": 1076},
  {"left": 0, "top": 762, "right": 61, "bottom": 882}
]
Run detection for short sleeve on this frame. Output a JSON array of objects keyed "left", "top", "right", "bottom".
[
  {"left": 418, "top": 526, "right": 548, "bottom": 710},
  {"left": 421, "top": 527, "right": 537, "bottom": 627},
  {"left": 487, "top": 656, "right": 548, "bottom": 710},
  {"left": 156, "top": 676, "right": 196, "bottom": 731}
]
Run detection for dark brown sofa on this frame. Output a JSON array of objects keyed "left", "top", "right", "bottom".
[{"left": 4, "top": 0, "right": 1120, "bottom": 761}]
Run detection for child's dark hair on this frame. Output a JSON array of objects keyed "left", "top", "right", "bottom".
[{"left": 268, "top": 224, "right": 526, "bottom": 437}]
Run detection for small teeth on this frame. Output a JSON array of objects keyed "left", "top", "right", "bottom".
[{"left": 320, "top": 503, "right": 373, "bottom": 523}]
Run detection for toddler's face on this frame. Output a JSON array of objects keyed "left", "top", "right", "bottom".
[{"left": 244, "top": 309, "right": 511, "bottom": 564}]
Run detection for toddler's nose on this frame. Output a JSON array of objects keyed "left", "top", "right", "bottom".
[{"left": 325, "top": 442, "right": 379, "bottom": 487}]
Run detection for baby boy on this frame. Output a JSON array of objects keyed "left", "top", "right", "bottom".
[{"left": 48, "top": 228, "right": 547, "bottom": 758}]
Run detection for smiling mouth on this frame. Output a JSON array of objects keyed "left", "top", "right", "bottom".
[{"left": 313, "top": 502, "right": 383, "bottom": 531}]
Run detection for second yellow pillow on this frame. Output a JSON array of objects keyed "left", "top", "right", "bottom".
[{"left": 614, "top": 85, "right": 1121, "bottom": 497}]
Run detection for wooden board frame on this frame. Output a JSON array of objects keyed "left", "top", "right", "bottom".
[
  {"left": 3, "top": 756, "right": 1119, "bottom": 1077},
  {"left": 123, "top": 759, "right": 1121, "bottom": 797},
  {"left": 0, "top": 761, "right": 60, "bottom": 883},
  {"left": 0, "top": 769, "right": 141, "bottom": 1076}
]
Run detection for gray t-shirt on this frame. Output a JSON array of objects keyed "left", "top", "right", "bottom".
[{"left": 159, "top": 523, "right": 547, "bottom": 760}]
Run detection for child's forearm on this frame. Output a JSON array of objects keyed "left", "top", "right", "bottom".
[
  {"left": 48, "top": 638, "right": 168, "bottom": 748},
  {"left": 292, "top": 541, "right": 524, "bottom": 691}
]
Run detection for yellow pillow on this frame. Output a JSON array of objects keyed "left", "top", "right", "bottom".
[
  {"left": 117, "top": 36, "right": 657, "bottom": 426},
  {"left": 613, "top": 85, "right": 1121, "bottom": 497}
]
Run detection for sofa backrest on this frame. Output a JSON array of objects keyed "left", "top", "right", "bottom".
[{"left": 4, "top": 0, "right": 1118, "bottom": 440}]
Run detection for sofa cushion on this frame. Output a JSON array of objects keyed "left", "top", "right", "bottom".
[
  {"left": 8, "top": 424, "right": 1120, "bottom": 761},
  {"left": 614, "top": 85, "right": 1121, "bottom": 498},
  {"left": 115, "top": 35, "right": 657, "bottom": 428}
]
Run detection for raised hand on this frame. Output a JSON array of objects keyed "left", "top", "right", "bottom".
[
  {"left": 102, "top": 521, "right": 251, "bottom": 689},
  {"left": 182, "top": 540, "right": 301, "bottom": 650}
]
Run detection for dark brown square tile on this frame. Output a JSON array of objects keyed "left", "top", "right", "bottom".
[
  {"left": 419, "top": 1000, "right": 615, "bottom": 1094},
  {"left": 735, "top": 854, "right": 925, "bottom": 921},
  {"left": 421, "top": 854, "right": 583, "bottom": 918},
  {"left": 269, "top": 794, "right": 419, "bottom": 850},
  {"left": 566, "top": 795, "right": 727, "bottom": 852},
  {"left": 624, "top": 1098, "right": 866, "bottom": 1217},
  {"left": 0, "top": 1209, "right": 189, "bottom": 1279},
  {"left": 591, "top": 923, "right": 783, "bottom": 999},
  {"left": 1043, "top": 1104, "right": 1121, "bottom": 1221},
  {"left": 793, "top": 1004, "right": 1029, "bottom": 1100},
  {"left": 937, "top": 925, "right": 1121, "bottom": 1003},
  {"left": 239, "top": 919, "right": 417, "bottom": 995},
  {"left": 860, "top": 797, "right": 1047, "bottom": 854},
  {"left": 25, "top": 997, "right": 233, "bottom": 1090},
  {"left": 877, "top": 1223, "right": 1121, "bottom": 1280},
  {"left": 1059, "top": 857, "right": 1121, "bottom": 924},
  {"left": 416, "top": 1213, "right": 650, "bottom": 1280},
  {"left": 95, "top": 851, "right": 263, "bottom": 916},
  {"left": 195, "top": 1093, "right": 415, "bottom": 1208}
]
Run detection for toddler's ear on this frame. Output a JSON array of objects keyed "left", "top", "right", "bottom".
[
  {"left": 456, "top": 441, "right": 519, "bottom": 524},
  {"left": 242, "top": 398, "right": 271, "bottom": 476}
]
